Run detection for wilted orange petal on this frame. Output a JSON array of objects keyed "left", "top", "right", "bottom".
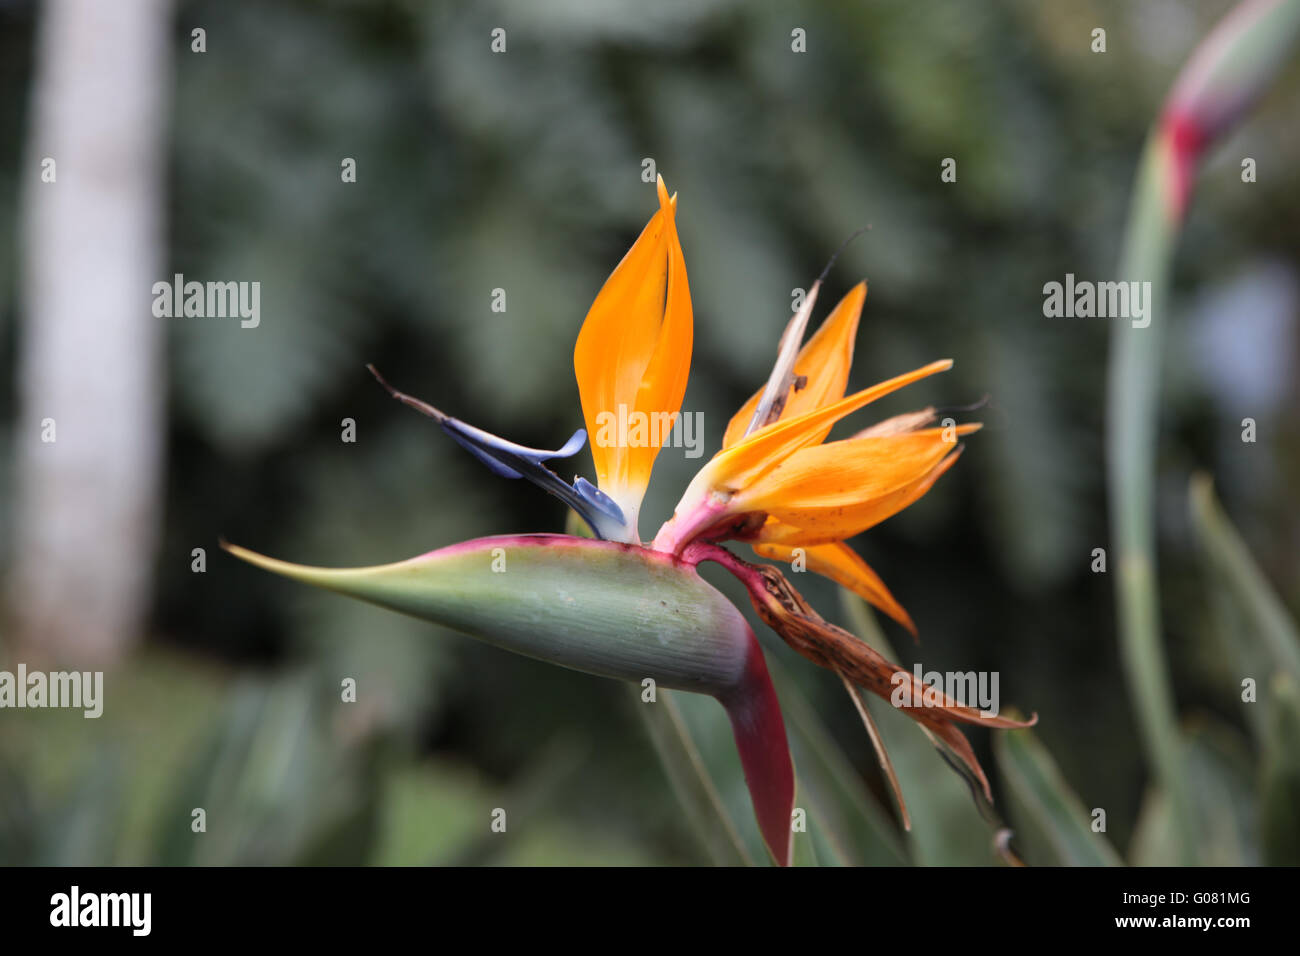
[
  {"left": 716, "top": 552, "right": 1036, "bottom": 808},
  {"left": 722, "top": 282, "right": 866, "bottom": 449},
  {"left": 752, "top": 539, "right": 916, "bottom": 635}
]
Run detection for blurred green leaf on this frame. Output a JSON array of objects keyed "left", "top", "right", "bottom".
[
  {"left": 370, "top": 761, "right": 498, "bottom": 865},
  {"left": 790, "top": 801, "right": 822, "bottom": 867},
  {"left": 1259, "top": 673, "right": 1300, "bottom": 864},
  {"left": 1130, "top": 718, "right": 1257, "bottom": 866},
  {"left": 1190, "top": 473, "right": 1300, "bottom": 692},
  {"left": 635, "top": 689, "right": 754, "bottom": 866},
  {"left": 0, "top": 754, "right": 36, "bottom": 865},
  {"left": 994, "top": 727, "right": 1122, "bottom": 866},
  {"left": 37, "top": 755, "right": 124, "bottom": 866},
  {"left": 841, "top": 592, "right": 998, "bottom": 865},
  {"left": 0, "top": 651, "right": 229, "bottom": 864},
  {"left": 765, "top": 657, "right": 909, "bottom": 866},
  {"left": 440, "top": 735, "right": 590, "bottom": 866},
  {"left": 155, "top": 673, "right": 370, "bottom": 865}
]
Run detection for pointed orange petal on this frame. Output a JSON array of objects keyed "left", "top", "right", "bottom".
[
  {"left": 701, "top": 360, "right": 954, "bottom": 496},
  {"left": 574, "top": 176, "right": 692, "bottom": 534},
  {"left": 628, "top": 191, "right": 692, "bottom": 496},
  {"left": 722, "top": 282, "right": 866, "bottom": 449},
  {"left": 754, "top": 445, "right": 967, "bottom": 547},
  {"left": 742, "top": 425, "right": 977, "bottom": 512},
  {"left": 752, "top": 540, "right": 916, "bottom": 635}
]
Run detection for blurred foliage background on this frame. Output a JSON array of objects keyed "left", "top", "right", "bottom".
[{"left": 1, "top": 0, "right": 1298, "bottom": 864}]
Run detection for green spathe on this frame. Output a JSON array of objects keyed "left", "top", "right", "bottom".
[{"left": 223, "top": 534, "right": 752, "bottom": 697}]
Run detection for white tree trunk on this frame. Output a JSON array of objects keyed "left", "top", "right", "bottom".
[{"left": 8, "top": 0, "right": 173, "bottom": 665}]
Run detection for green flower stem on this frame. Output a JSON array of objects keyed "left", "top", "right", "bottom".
[{"left": 1106, "top": 0, "right": 1300, "bottom": 867}]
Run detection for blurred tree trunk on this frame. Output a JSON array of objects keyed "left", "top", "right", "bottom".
[{"left": 7, "top": 0, "right": 173, "bottom": 665}]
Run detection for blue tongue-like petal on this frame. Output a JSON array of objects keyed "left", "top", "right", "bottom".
[
  {"left": 368, "top": 365, "right": 625, "bottom": 539},
  {"left": 551, "top": 428, "right": 589, "bottom": 460},
  {"left": 442, "top": 427, "right": 525, "bottom": 479},
  {"left": 442, "top": 424, "right": 586, "bottom": 481}
]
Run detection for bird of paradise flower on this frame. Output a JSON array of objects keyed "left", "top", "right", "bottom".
[{"left": 225, "top": 176, "right": 1034, "bottom": 865}]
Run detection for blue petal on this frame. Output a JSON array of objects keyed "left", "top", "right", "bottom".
[
  {"left": 574, "top": 477, "right": 625, "bottom": 525},
  {"left": 441, "top": 418, "right": 585, "bottom": 467},
  {"left": 438, "top": 415, "right": 615, "bottom": 536},
  {"left": 436, "top": 419, "right": 621, "bottom": 539},
  {"left": 551, "top": 428, "right": 588, "bottom": 460},
  {"left": 441, "top": 424, "right": 524, "bottom": 479},
  {"left": 369, "top": 365, "right": 625, "bottom": 539}
]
